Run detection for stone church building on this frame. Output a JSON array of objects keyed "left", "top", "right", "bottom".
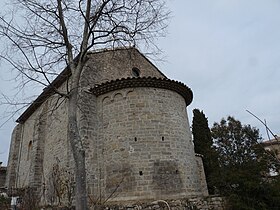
[{"left": 6, "top": 48, "right": 208, "bottom": 206}]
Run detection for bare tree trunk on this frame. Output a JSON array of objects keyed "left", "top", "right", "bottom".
[{"left": 68, "top": 64, "right": 88, "bottom": 210}]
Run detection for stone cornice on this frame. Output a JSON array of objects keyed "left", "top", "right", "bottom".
[{"left": 90, "top": 77, "right": 193, "bottom": 106}]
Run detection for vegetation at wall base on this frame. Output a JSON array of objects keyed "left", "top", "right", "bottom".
[{"left": 0, "top": 195, "right": 10, "bottom": 210}]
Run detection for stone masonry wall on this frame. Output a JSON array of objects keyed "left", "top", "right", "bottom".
[
  {"left": 28, "top": 101, "right": 48, "bottom": 195},
  {"left": 90, "top": 197, "right": 226, "bottom": 210},
  {"left": 96, "top": 87, "right": 203, "bottom": 202},
  {"left": 6, "top": 48, "right": 207, "bottom": 207},
  {"left": 79, "top": 48, "right": 166, "bottom": 202},
  {"left": 6, "top": 48, "right": 166, "bottom": 202},
  {"left": 42, "top": 83, "right": 71, "bottom": 204},
  {"left": 16, "top": 106, "right": 42, "bottom": 188},
  {"left": 6, "top": 81, "right": 70, "bottom": 202},
  {"left": 195, "top": 155, "right": 208, "bottom": 197},
  {"left": 83, "top": 48, "right": 166, "bottom": 87},
  {"left": 5, "top": 124, "right": 23, "bottom": 190},
  {"left": 6, "top": 48, "right": 167, "bottom": 204}
]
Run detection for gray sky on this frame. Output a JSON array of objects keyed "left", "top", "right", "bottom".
[{"left": 1, "top": 0, "right": 280, "bottom": 165}]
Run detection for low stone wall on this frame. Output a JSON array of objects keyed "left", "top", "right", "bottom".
[
  {"left": 92, "top": 196, "right": 226, "bottom": 210},
  {"left": 187, "top": 196, "right": 226, "bottom": 210}
]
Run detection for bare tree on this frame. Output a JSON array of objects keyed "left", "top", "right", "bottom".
[{"left": 0, "top": 0, "right": 169, "bottom": 209}]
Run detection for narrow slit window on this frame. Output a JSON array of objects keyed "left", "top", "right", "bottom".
[{"left": 27, "top": 141, "right": 32, "bottom": 160}]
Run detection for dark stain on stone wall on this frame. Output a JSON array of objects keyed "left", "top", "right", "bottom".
[
  {"left": 105, "top": 163, "right": 136, "bottom": 195},
  {"left": 152, "top": 160, "right": 183, "bottom": 193}
]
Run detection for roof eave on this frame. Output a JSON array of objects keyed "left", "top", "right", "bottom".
[{"left": 16, "top": 67, "right": 71, "bottom": 123}]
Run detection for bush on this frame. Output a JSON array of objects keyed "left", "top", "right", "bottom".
[{"left": 0, "top": 194, "right": 10, "bottom": 210}]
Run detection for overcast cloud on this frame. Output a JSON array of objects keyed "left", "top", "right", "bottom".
[
  {"left": 158, "top": 0, "right": 280, "bottom": 137},
  {"left": 1, "top": 0, "right": 280, "bottom": 165}
]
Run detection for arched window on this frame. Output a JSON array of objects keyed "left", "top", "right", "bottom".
[
  {"left": 27, "top": 141, "right": 32, "bottom": 160},
  {"left": 132, "top": 67, "right": 140, "bottom": 77}
]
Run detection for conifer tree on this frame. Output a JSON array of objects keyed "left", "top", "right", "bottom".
[{"left": 192, "top": 109, "right": 218, "bottom": 194}]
